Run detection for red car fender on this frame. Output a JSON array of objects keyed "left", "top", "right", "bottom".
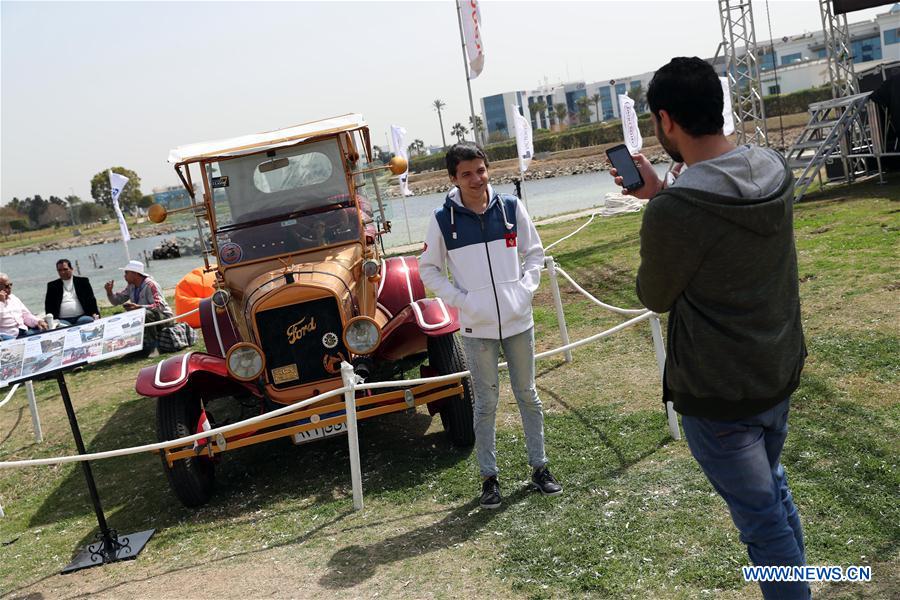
[
  {"left": 409, "top": 297, "right": 459, "bottom": 337},
  {"left": 135, "top": 351, "right": 257, "bottom": 398},
  {"left": 199, "top": 297, "right": 240, "bottom": 358},
  {"left": 376, "top": 256, "right": 427, "bottom": 319},
  {"left": 376, "top": 298, "right": 460, "bottom": 362}
]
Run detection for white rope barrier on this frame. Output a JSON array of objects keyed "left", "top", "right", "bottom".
[
  {"left": 0, "top": 386, "right": 348, "bottom": 469},
  {"left": 0, "top": 383, "right": 20, "bottom": 411},
  {"left": 0, "top": 205, "right": 679, "bottom": 471},
  {"left": 554, "top": 266, "right": 648, "bottom": 316},
  {"left": 533, "top": 311, "right": 653, "bottom": 360},
  {"left": 143, "top": 307, "right": 199, "bottom": 329},
  {"left": 0, "top": 381, "right": 42, "bottom": 444},
  {"left": 0, "top": 307, "right": 656, "bottom": 469},
  {"left": 544, "top": 212, "right": 597, "bottom": 252}
]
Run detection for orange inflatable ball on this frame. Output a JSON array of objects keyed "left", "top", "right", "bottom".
[{"left": 174, "top": 267, "right": 217, "bottom": 328}]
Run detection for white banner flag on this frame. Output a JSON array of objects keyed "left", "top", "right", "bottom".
[
  {"left": 460, "top": 0, "right": 484, "bottom": 79},
  {"left": 512, "top": 105, "right": 533, "bottom": 174},
  {"left": 720, "top": 77, "right": 736, "bottom": 136},
  {"left": 108, "top": 170, "right": 131, "bottom": 243},
  {"left": 618, "top": 94, "right": 642, "bottom": 154},
  {"left": 389, "top": 125, "right": 414, "bottom": 197}
]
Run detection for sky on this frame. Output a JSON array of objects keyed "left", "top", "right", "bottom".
[{"left": 1, "top": 0, "right": 892, "bottom": 204}]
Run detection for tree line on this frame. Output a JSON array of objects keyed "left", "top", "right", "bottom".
[{"left": 1, "top": 166, "right": 151, "bottom": 234}]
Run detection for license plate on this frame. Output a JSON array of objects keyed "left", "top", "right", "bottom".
[{"left": 291, "top": 420, "right": 347, "bottom": 445}]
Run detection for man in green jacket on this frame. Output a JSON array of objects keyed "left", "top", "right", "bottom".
[{"left": 611, "top": 57, "right": 808, "bottom": 600}]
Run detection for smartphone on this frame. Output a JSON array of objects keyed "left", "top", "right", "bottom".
[{"left": 606, "top": 144, "right": 644, "bottom": 192}]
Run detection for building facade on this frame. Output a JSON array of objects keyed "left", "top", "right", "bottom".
[
  {"left": 481, "top": 4, "right": 900, "bottom": 139},
  {"left": 480, "top": 90, "right": 527, "bottom": 140}
]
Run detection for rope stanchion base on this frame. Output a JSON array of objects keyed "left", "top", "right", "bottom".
[
  {"left": 54, "top": 369, "right": 156, "bottom": 574},
  {"left": 62, "top": 527, "right": 155, "bottom": 574}
]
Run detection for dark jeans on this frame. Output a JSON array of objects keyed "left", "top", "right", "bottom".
[
  {"left": 681, "top": 398, "right": 809, "bottom": 600},
  {"left": 58, "top": 315, "right": 95, "bottom": 327},
  {"left": 15, "top": 328, "right": 42, "bottom": 338}
]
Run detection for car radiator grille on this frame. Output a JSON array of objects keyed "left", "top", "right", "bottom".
[{"left": 255, "top": 297, "right": 348, "bottom": 389}]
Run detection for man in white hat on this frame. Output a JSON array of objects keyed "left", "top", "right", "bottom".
[{"left": 105, "top": 260, "right": 174, "bottom": 356}]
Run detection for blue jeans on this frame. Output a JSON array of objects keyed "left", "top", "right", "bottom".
[
  {"left": 58, "top": 315, "right": 95, "bottom": 327},
  {"left": 682, "top": 398, "right": 809, "bottom": 600},
  {"left": 462, "top": 327, "right": 548, "bottom": 478}
]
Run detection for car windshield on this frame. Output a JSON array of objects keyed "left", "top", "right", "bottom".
[{"left": 206, "top": 139, "right": 361, "bottom": 265}]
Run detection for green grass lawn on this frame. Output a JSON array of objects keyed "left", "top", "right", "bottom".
[{"left": 0, "top": 181, "right": 897, "bottom": 598}]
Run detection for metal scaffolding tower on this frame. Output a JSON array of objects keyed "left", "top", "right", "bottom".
[
  {"left": 718, "top": 0, "right": 768, "bottom": 146},
  {"left": 819, "top": 0, "right": 859, "bottom": 99}
]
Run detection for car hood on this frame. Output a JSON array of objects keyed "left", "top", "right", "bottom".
[{"left": 242, "top": 245, "right": 361, "bottom": 318}]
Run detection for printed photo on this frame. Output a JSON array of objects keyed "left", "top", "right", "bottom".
[
  {"left": 63, "top": 343, "right": 102, "bottom": 366},
  {"left": 40, "top": 337, "right": 65, "bottom": 354},
  {"left": 102, "top": 332, "right": 143, "bottom": 354},
  {"left": 0, "top": 361, "right": 23, "bottom": 382},
  {"left": 21, "top": 351, "right": 63, "bottom": 378},
  {"left": 79, "top": 323, "right": 105, "bottom": 343},
  {"left": 0, "top": 344, "right": 25, "bottom": 366}
]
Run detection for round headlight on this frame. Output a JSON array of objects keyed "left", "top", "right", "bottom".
[
  {"left": 211, "top": 288, "right": 230, "bottom": 309},
  {"left": 363, "top": 260, "right": 379, "bottom": 278},
  {"left": 225, "top": 343, "right": 265, "bottom": 381},
  {"left": 342, "top": 317, "right": 381, "bottom": 355}
]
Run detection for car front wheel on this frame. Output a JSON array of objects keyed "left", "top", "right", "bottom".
[
  {"left": 427, "top": 333, "right": 475, "bottom": 447},
  {"left": 156, "top": 389, "right": 215, "bottom": 507}
]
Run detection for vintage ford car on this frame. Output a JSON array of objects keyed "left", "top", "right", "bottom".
[{"left": 140, "top": 114, "right": 473, "bottom": 507}]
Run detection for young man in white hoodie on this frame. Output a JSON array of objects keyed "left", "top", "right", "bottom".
[{"left": 419, "top": 142, "right": 562, "bottom": 509}]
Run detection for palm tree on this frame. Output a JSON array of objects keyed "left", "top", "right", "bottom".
[
  {"left": 468, "top": 115, "right": 484, "bottom": 141},
  {"left": 407, "top": 139, "right": 425, "bottom": 157},
  {"left": 590, "top": 93, "right": 601, "bottom": 122},
  {"left": 432, "top": 99, "right": 447, "bottom": 148},
  {"left": 450, "top": 122, "right": 468, "bottom": 142},
  {"left": 631, "top": 83, "right": 647, "bottom": 113},
  {"left": 531, "top": 99, "right": 548, "bottom": 128},
  {"left": 554, "top": 103, "right": 569, "bottom": 128},
  {"left": 576, "top": 97, "right": 592, "bottom": 125}
]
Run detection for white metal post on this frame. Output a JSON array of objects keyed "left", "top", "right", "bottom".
[
  {"left": 649, "top": 314, "right": 680, "bottom": 440},
  {"left": 26, "top": 380, "right": 43, "bottom": 444},
  {"left": 340, "top": 362, "right": 364, "bottom": 511},
  {"left": 545, "top": 256, "right": 572, "bottom": 362}
]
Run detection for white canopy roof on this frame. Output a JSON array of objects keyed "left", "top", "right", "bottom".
[{"left": 167, "top": 113, "right": 366, "bottom": 165}]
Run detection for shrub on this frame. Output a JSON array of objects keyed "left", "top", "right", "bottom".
[{"left": 762, "top": 85, "right": 832, "bottom": 117}]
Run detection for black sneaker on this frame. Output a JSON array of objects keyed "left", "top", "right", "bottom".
[
  {"left": 480, "top": 476, "right": 501, "bottom": 509},
  {"left": 531, "top": 466, "right": 562, "bottom": 496}
]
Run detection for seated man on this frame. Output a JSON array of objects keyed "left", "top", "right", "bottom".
[
  {"left": 105, "top": 260, "right": 174, "bottom": 356},
  {"left": 45, "top": 258, "right": 100, "bottom": 327},
  {"left": 0, "top": 273, "right": 48, "bottom": 340}
]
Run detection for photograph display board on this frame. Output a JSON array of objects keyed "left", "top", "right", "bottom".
[{"left": 0, "top": 309, "right": 146, "bottom": 387}]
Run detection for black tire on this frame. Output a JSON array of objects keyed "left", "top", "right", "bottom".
[
  {"left": 428, "top": 333, "right": 475, "bottom": 447},
  {"left": 156, "top": 389, "right": 215, "bottom": 507}
]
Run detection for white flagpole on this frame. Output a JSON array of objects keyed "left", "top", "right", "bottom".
[
  {"left": 618, "top": 94, "right": 643, "bottom": 154},
  {"left": 512, "top": 105, "right": 533, "bottom": 209},
  {"left": 456, "top": 0, "right": 481, "bottom": 146},
  {"left": 108, "top": 170, "right": 132, "bottom": 261}
]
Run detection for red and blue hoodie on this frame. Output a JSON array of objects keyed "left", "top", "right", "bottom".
[{"left": 418, "top": 185, "right": 544, "bottom": 339}]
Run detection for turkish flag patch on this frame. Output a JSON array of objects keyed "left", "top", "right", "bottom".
[{"left": 504, "top": 233, "right": 517, "bottom": 247}]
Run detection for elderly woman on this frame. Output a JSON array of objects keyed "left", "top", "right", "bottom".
[{"left": 0, "top": 272, "right": 48, "bottom": 340}]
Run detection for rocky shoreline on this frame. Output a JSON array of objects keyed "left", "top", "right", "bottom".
[
  {"left": 2, "top": 223, "right": 195, "bottom": 256},
  {"left": 387, "top": 126, "right": 803, "bottom": 197},
  {"left": 392, "top": 150, "right": 675, "bottom": 197}
]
